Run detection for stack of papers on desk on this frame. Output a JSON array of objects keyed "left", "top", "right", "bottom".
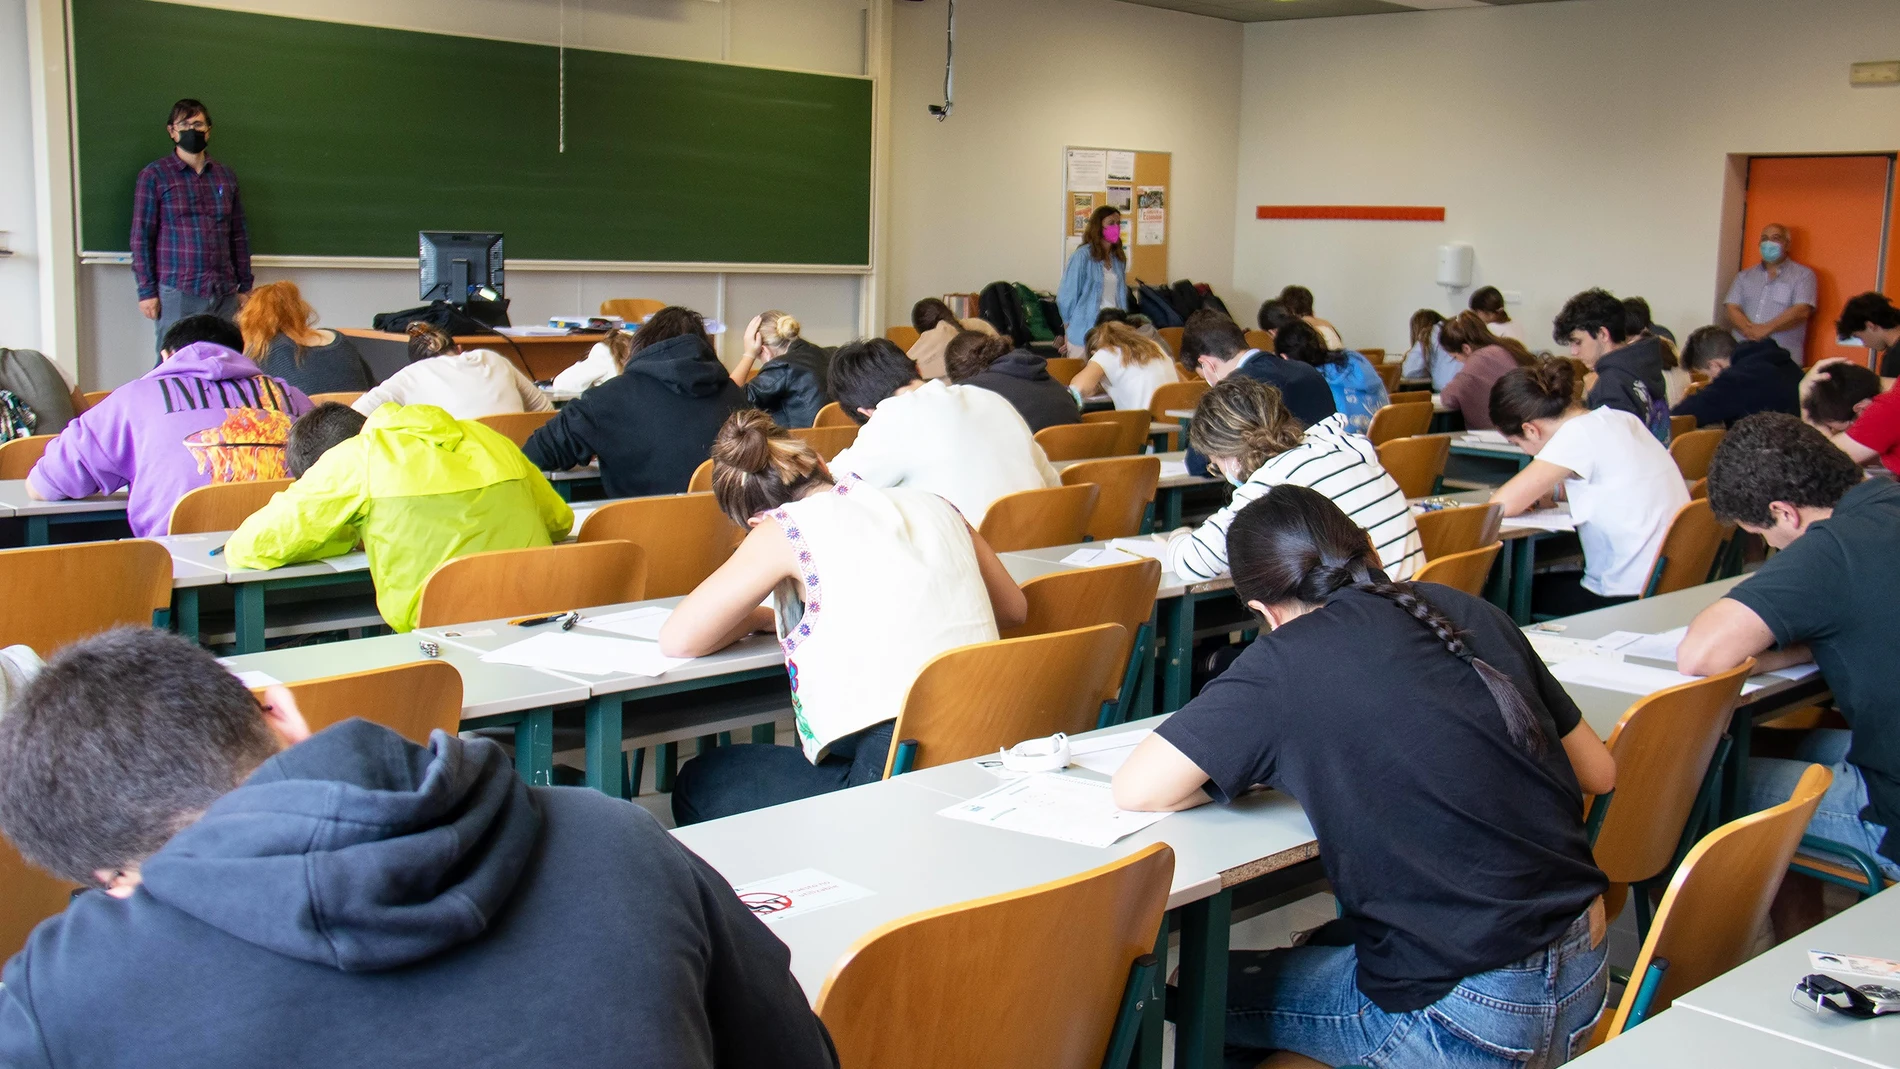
[
  {"left": 1593, "top": 627, "right": 1686, "bottom": 662},
  {"left": 480, "top": 632, "right": 689, "bottom": 677},
  {"left": 939, "top": 773, "right": 1170, "bottom": 848},
  {"left": 1158, "top": 460, "right": 1190, "bottom": 479},
  {"left": 1501, "top": 510, "right": 1576, "bottom": 533},
  {"left": 494, "top": 325, "right": 573, "bottom": 337},
  {"left": 1549, "top": 656, "right": 1772, "bottom": 697},
  {"left": 1462, "top": 429, "right": 1511, "bottom": 445},
  {"left": 582, "top": 606, "right": 672, "bottom": 641}
]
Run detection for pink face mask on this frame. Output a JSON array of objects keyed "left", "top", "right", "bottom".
[{"left": 1101, "top": 223, "right": 1121, "bottom": 244}]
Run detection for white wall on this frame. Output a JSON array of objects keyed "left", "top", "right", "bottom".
[
  {"left": 0, "top": 0, "right": 43, "bottom": 354},
  {"left": 885, "top": 0, "right": 1241, "bottom": 331},
  {"left": 1233, "top": 0, "right": 1900, "bottom": 352}
]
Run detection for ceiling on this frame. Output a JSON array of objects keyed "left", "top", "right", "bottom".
[{"left": 1115, "top": 0, "right": 1575, "bottom": 23}]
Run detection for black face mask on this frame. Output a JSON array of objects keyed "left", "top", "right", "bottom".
[{"left": 175, "top": 129, "right": 208, "bottom": 153}]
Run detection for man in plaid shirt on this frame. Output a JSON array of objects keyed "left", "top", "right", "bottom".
[{"left": 132, "top": 99, "right": 253, "bottom": 357}]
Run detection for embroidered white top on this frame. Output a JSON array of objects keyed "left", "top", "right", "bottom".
[{"left": 769, "top": 480, "right": 998, "bottom": 761}]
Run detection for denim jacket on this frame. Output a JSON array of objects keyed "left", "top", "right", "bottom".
[{"left": 1056, "top": 244, "right": 1128, "bottom": 349}]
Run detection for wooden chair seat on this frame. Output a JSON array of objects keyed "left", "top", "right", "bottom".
[
  {"left": 415, "top": 540, "right": 647, "bottom": 628},
  {"left": 1043, "top": 356, "right": 1087, "bottom": 385},
  {"left": 0, "top": 434, "right": 55, "bottom": 480},
  {"left": 1374, "top": 434, "right": 1449, "bottom": 499},
  {"left": 1412, "top": 542, "right": 1500, "bottom": 597},
  {"left": 1669, "top": 428, "right": 1724, "bottom": 481},
  {"left": 1080, "top": 409, "right": 1153, "bottom": 457},
  {"left": 475, "top": 411, "right": 558, "bottom": 449},
  {"left": 1061, "top": 457, "right": 1160, "bottom": 541},
  {"left": 253, "top": 660, "right": 462, "bottom": 744},
  {"left": 168, "top": 478, "right": 294, "bottom": 535},
  {"left": 1413, "top": 502, "right": 1502, "bottom": 560},
  {"left": 599, "top": 297, "right": 665, "bottom": 322},
  {"left": 576, "top": 492, "right": 742, "bottom": 598},
  {"left": 0, "top": 541, "right": 173, "bottom": 656},
  {"left": 813, "top": 401, "right": 855, "bottom": 428},
  {"left": 1366, "top": 402, "right": 1434, "bottom": 447},
  {"left": 977, "top": 483, "right": 1100, "bottom": 552},
  {"left": 1035, "top": 422, "right": 1123, "bottom": 462},
  {"left": 788, "top": 424, "right": 860, "bottom": 461}
]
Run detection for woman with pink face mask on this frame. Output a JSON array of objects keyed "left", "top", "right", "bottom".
[{"left": 1057, "top": 205, "right": 1129, "bottom": 353}]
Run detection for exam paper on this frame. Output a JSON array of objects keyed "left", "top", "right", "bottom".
[
  {"left": 1592, "top": 627, "right": 1687, "bottom": 663},
  {"left": 1158, "top": 460, "right": 1190, "bottom": 479},
  {"left": 1766, "top": 663, "right": 1821, "bottom": 682},
  {"left": 480, "top": 632, "right": 690, "bottom": 677},
  {"left": 1068, "top": 728, "right": 1152, "bottom": 777},
  {"left": 325, "top": 551, "right": 371, "bottom": 573},
  {"left": 1550, "top": 657, "right": 1768, "bottom": 697},
  {"left": 582, "top": 606, "right": 672, "bottom": 642},
  {"left": 939, "top": 773, "right": 1171, "bottom": 848},
  {"left": 1106, "top": 537, "right": 1170, "bottom": 563},
  {"left": 1500, "top": 510, "right": 1576, "bottom": 533},
  {"left": 1463, "top": 429, "right": 1510, "bottom": 444},
  {"left": 730, "top": 868, "right": 873, "bottom": 927},
  {"left": 229, "top": 669, "right": 281, "bottom": 688},
  {"left": 1060, "top": 546, "right": 1133, "bottom": 567},
  {"left": 1526, "top": 632, "right": 1608, "bottom": 665}
]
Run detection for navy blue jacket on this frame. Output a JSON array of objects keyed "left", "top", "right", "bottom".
[
  {"left": 1669, "top": 340, "right": 1802, "bottom": 428},
  {"left": 0, "top": 721, "right": 837, "bottom": 1069}
]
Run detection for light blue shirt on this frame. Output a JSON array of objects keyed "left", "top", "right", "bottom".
[
  {"left": 1056, "top": 244, "right": 1128, "bottom": 348},
  {"left": 1400, "top": 324, "right": 1460, "bottom": 391},
  {"left": 1724, "top": 260, "right": 1817, "bottom": 356}
]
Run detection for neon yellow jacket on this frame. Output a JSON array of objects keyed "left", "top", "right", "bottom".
[{"left": 226, "top": 404, "right": 573, "bottom": 631}]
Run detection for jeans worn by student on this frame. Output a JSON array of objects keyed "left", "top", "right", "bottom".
[
  {"left": 1222, "top": 905, "right": 1609, "bottom": 1069},
  {"left": 153, "top": 285, "right": 242, "bottom": 359},
  {"left": 1749, "top": 728, "right": 1900, "bottom": 881},
  {"left": 672, "top": 720, "right": 894, "bottom": 826}
]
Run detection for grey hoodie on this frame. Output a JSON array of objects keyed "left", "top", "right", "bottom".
[{"left": 0, "top": 720, "right": 836, "bottom": 1068}]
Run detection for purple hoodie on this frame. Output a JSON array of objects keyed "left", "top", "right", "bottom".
[{"left": 28, "top": 342, "right": 313, "bottom": 536}]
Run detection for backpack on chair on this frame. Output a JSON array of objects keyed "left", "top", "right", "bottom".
[{"left": 979, "top": 281, "right": 1031, "bottom": 345}]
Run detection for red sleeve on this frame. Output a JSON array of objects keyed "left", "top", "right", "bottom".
[{"left": 1846, "top": 388, "right": 1900, "bottom": 460}]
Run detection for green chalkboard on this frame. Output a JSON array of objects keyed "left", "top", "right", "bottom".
[{"left": 74, "top": 0, "right": 874, "bottom": 265}]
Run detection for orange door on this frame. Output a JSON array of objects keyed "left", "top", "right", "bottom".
[{"left": 1738, "top": 155, "right": 1893, "bottom": 366}]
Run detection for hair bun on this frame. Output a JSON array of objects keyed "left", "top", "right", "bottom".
[
  {"left": 711, "top": 409, "right": 779, "bottom": 475},
  {"left": 1529, "top": 357, "right": 1575, "bottom": 397}
]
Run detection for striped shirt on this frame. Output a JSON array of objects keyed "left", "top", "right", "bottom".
[{"left": 1167, "top": 413, "right": 1424, "bottom": 582}]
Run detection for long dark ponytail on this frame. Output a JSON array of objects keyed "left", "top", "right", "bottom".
[{"left": 1227, "top": 485, "right": 1549, "bottom": 756}]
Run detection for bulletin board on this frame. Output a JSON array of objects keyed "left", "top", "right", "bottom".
[{"left": 1064, "top": 147, "right": 1171, "bottom": 285}]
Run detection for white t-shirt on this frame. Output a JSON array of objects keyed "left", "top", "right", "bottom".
[
  {"left": 1088, "top": 348, "right": 1181, "bottom": 412},
  {"left": 550, "top": 341, "right": 617, "bottom": 393},
  {"left": 769, "top": 480, "right": 998, "bottom": 761},
  {"left": 1536, "top": 407, "right": 1690, "bottom": 597},
  {"left": 829, "top": 380, "right": 1060, "bottom": 525},
  {"left": 352, "top": 350, "right": 553, "bottom": 421}
]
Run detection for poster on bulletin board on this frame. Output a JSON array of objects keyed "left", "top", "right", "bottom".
[{"left": 1064, "top": 146, "right": 1170, "bottom": 285}]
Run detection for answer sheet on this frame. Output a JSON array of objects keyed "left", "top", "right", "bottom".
[
  {"left": 1592, "top": 627, "right": 1687, "bottom": 662},
  {"left": 479, "top": 632, "right": 690, "bottom": 677},
  {"left": 1500, "top": 509, "right": 1576, "bottom": 533},
  {"left": 1158, "top": 460, "right": 1190, "bottom": 479},
  {"left": 939, "top": 773, "right": 1171, "bottom": 848},
  {"left": 1106, "top": 537, "right": 1170, "bottom": 562},
  {"left": 581, "top": 606, "right": 672, "bottom": 642},
  {"left": 1550, "top": 656, "right": 1769, "bottom": 697}
]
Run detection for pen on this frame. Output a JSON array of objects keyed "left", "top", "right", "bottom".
[
  {"left": 209, "top": 543, "right": 225, "bottom": 556},
  {"left": 509, "top": 611, "right": 579, "bottom": 629}
]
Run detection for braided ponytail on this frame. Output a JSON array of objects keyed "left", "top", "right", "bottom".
[{"left": 1358, "top": 583, "right": 1548, "bottom": 757}]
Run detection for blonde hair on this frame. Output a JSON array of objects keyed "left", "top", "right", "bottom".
[
  {"left": 1186, "top": 377, "right": 1305, "bottom": 479},
  {"left": 1085, "top": 321, "right": 1169, "bottom": 368},
  {"left": 236, "top": 281, "right": 321, "bottom": 362},
  {"left": 710, "top": 409, "right": 830, "bottom": 525},
  {"left": 756, "top": 310, "right": 803, "bottom": 354}
]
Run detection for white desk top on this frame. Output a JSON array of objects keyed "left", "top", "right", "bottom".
[
  {"left": 221, "top": 631, "right": 592, "bottom": 719},
  {"left": 0, "top": 479, "right": 127, "bottom": 516},
  {"left": 1000, "top": 542, "right": 1222, "bottom": 601},
  {"left": 1045, "top": 450, "right": 1217, "bottom": 490},
  {"left": 1568, "top": 1006, "right": 1866, "bottom": 1068},
  {"left": 1674, "top": 887, "right": 1900, "bottom": 1068},
  {"left": 1451, "top": 436, "right": 1529, "bottom": 457},
  {"left": 149, "top": 531, "right": 370, "bottom": 584}
]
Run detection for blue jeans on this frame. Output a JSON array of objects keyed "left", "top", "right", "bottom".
[
  {"left": 153, "top": 286, "right": 242, "bottom": 358},
  {"left": 1747, "top": 728, "right": 1900, "bottom": 881},
  {"left": 671, "top": 721, "right": 893, "bottom": 826},
  {"left": 1223, "top": 906, "right": 1608, "bottom": 1069}
]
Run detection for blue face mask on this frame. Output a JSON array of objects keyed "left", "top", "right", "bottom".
[
  {"left": 1760, "top": 240, "right": 1785, "bottom": 264},
  {"left": 1221, "top": 464, "right": 1245, "bottom": 488}
]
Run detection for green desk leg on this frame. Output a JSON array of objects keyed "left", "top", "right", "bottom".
[
  {"left": 1484, "top": 537, "right": 1513, "bottom": 615},
  {"left": 655, "top": 742, "right": 680, "bottom": 792},
  {"left": 234, "top": 583, "right": 267, "bottom": 653},
  {"left": 513, "top": 708, "right": 554, "bottom": 786},
  {"left": 1160, "top": 486, "right": 1184, "bottom": 531},
  {"left": 1159, "top": 596, "right": 1195, "bottom": 713},
  {"left": 552, "top": 480, "right": 573, "bottom": 502},
  {"left": 1722, "top": 707, "right": 1753, "bottom": 823},
  {"left": 24, "top": 516, "right": 48, "bottom": 546},
  {"left": 752, "top": 723, "right": 777, "bottom": 744},
  {"left": 173, "top": 588, "right": 200, "bottom": 644},
  {"left": 1509, "top": 536, "right": 1537, "bottom": 625},
  {"left": 1174, "top": 889, "right": 1232, "bottom": 1069},
  {"left": 584, "top": 695, "right": 623, "bottom": 797},
  {"left": 1137, "top": 921, "right": 1167, "bottom": 1069}
]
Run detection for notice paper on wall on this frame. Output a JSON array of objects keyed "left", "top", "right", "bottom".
[
  {"left": 480, "top": 632, "right": 690, "bottom": 678},
  {"left": 1106, "top": 150, "right": 1136, "bottom": 184},
  {"left": 730, "top": 868, "right": 873, "bottom": 927},
  {"left": 582, "top": 606, "right": 672, "bottom": 642},
  {"left": 939, "top": 773, "right": 1171, "bottom": 848},
  {"left": 1067, "top": 148, "right": 1108, "bottom": 192}
]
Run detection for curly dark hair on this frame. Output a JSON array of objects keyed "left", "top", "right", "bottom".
[
  {"left": 1552, "top": 288, "right": 1628, "bottom": 346},
  {"left": 1836, "top": 292, "right": 1900, "bottom": 341},
  {"left": 1705, "top": 413, "right": 1864, "bottom": 528}
]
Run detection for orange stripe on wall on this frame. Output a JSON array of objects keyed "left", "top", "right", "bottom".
[{"left": 1256, "top": 205, "right": 1446, "bottom": 222}]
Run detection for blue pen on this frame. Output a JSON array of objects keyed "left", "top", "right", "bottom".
[{"left": 209, "top": 543, "right": 225, "bottom": 556}]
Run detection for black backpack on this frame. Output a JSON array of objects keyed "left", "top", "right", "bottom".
[
  {"left": 978, "top": 281, "right": 1031, "bottom": 346},
  {"left": 372, "top": 299, "right": 510, "bottom": 335},
  {"left": 1136, "top": 283, "right": 1184, "bottom": 328}
]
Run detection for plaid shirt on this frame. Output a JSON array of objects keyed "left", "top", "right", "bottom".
[{"left": 130, "top": 153, "right": 253, "bottom": 301}]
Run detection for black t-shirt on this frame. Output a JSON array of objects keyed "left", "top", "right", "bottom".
[
  {"left": 1154, "top": 584, "right": 1606, "bottom": 1013},
  {"left": 1727, "top": 476, "right": 1900, "bottom": 861}
]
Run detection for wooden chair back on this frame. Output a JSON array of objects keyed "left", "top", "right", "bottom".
[
  {"left": 307, "top": 391, "right": 363, "bottom": 407},
  {"left": 1243, "top": 329, "right": 1272, "bottom": 351},
  {"left": 886, "top": 624, "right": 1127, "bottom": 776},
  {"left": 1602, "top": 764, "right": 1832, "bottom": 1038},
  {"left": 1386, "top": 390, "right": 1433, "bottom": 407},
  {"left": 1669, "top": 414, "right": 1698, "bottom": 441},
  {"left": 1062, "top": 457, "right": 1160, "bottom": 541},
  {"left": 0, "top": 434, "right": 54, "bottom": 480},
  {"left": 1156, "top": 326, "right": 1183, "bottom": 356},
  {"left": 1043, "top": 357, "right": 1087, "bottom": 385},
  {"left": 1373, "top": 361, "right": 1403, "bottom": 392},
  {"left": 1414, "top": 502, "right": 1502, "bottom": 559},
  {"left": 1591, "top": 660, "right": 1754, "bottom": 886},
  {"left": 817, "top": 843, "right": 1174, "bottom": 1069},
  {"left": 576, "top": 493, "right": 741, "bottom": 598},
  {"left": 688, "top": 458, "right": 715, "bottom": 492},
  {"left": 598, "top": 297, "right": 666, "bottom": 322},
  {"left": 0, "top": 837, "right": 78, "bottom": 963},
  {"left": 255, "top": 660, "right": 462, "bottom": 744},
  {"left": 1412, "top": 543, "right": 1500, "bottom": 597},
  {"left": 475, "top": 411, "right": 558, "bottom": 448},
  {"left": 813, "top": 401, "right": 856, "bottom": 428},
  {"left": 1374, "top": 434, "right": 1450, "bottom": 499},
  {"left": 788, "top": 424, "right": 860, "bottom": 461},
  {"left": 1645, "top": 499, "right": 1728, "bottom": 598},
  {"left": 1367, "top": 402, "right": 1434, "bottom": 447},
  {"left": 0, "top": 541, "right": 173, "bottom": 656},
  {"left": 1147, "top": 379, "right": 1208, "bottom": 421},
  {"left": 1004, "top": 558, "right": 1161, "bottom": 701},
  {"left": 1034, "top": 422, "right": 1123, "bottom": 462},
  {"left": 415, "top": 540, "right": 648, "bottom": 628},
  {"left": 977, "top": 483, "right": 1100, "bottom": 552},
  {"left": 1359, "top": 347, "right": 1386, "bottom": 362},
  {"left": 80, "top": 390, "right": 111, "bottom": 411},
  {"left": 1081, "top": 409, "right": 1153, "bottom": 457},
  {"left": 167, "top": 478, "right": 293, "bottom": 535},
  {"left": 1669, "top": 428, "right": 1725, "bottom": 481},
  {"left": 1688, "top": 477, "right": 1707, "bottom": 500},
  {"left": 885, "top": 325, "right": 921, "bottom": 352}
]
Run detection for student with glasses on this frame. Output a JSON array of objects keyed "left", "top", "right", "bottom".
[{"left": 132, "top": 99, "right": 253, "bottom": 358}]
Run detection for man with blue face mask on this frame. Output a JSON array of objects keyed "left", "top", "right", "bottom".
[{"left": 1724, "top": 223, "right": 1816, "bottom": 359}]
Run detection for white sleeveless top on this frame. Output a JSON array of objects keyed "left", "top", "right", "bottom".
[{"left": 769, "top": 479, "right": 999, "bottom": 762}]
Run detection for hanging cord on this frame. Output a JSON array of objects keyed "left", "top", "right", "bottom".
[
  {"left": 558, "top": 0, "right": 567, "bottom": 153},
  {"left": 927, "top": 0, "right": 954, "bottom": 121}
]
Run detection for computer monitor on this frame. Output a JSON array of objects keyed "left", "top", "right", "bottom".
[{"left": 418, "top": 231, "right": 505, "bottom": 305}]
